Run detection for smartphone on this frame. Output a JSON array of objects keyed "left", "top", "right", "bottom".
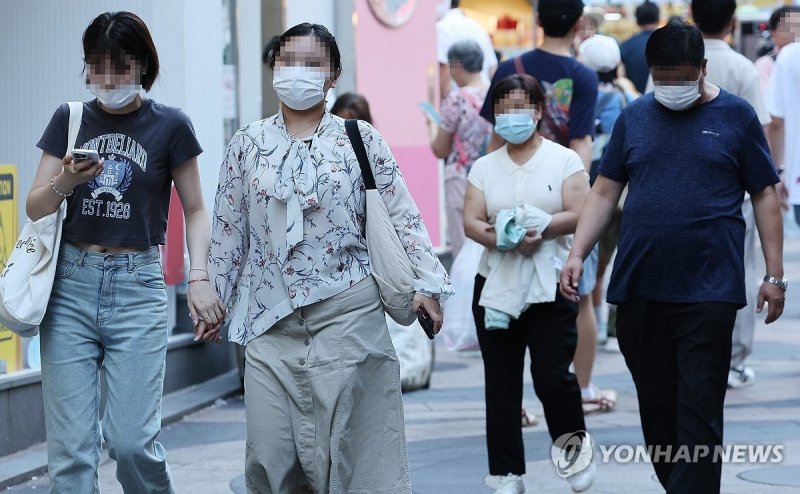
[
  {"left": 71, "top": 149, "right": 100, "bottom": 163},
  {"left": 417, "top": 308, "right": 435, "bottom": 340},
  {"left": 418, "top": 101, "right": 441, "bottom": 126}
]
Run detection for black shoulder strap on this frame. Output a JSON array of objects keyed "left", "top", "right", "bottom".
[{"left": 344, "top": 119, "right": 376, "bottom": 191}]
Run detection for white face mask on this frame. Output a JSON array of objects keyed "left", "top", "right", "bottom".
[
  {"left": 653, "top": 77, "right": 702, "bottom": 111},
  {"left": 273, "top": 66, "right": 328, "bottom": 111},
  {"left": 90, "top": 84, "right": 140, "bottom": 110}
]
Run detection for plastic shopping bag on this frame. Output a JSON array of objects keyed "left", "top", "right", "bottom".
[{"left": 441, "top": 239, "right": 484, "bottom": 352}]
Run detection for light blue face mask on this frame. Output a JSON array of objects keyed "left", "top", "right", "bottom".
[{"left": 494, "top": 113, "right": 536, "bottom": 144}]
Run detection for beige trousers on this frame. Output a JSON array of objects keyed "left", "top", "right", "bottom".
[{"left": 244, "top": 276, "right": 411, "bottom": 494}]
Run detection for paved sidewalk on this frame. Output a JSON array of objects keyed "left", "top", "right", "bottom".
[{"left": 5, "top": 235, "right": 800, "bottom": 493}]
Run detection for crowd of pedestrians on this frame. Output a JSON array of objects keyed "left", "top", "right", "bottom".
[{"left": 18, "top": 0, "right": 799, "bottom": 493}]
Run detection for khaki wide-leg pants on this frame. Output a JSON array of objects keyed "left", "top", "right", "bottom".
[{"left": 244, "top": 276, "right": 411, "bottom": 494}]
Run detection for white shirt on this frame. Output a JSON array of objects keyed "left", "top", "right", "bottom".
[
  {"left": 468, "top": 139, "right": 586, "bottom": 286},
  {"left": 210, "top": 111, "right": 453, "bottom": 345},
  {"left": 436, "top": 9, "right": 498, "bottom": 86},
  {"left": 703, "top": 39, "right": 772, "bottom": 126},
  {"left": 767, "top": 42, "right": 800, "bottom": 204}
]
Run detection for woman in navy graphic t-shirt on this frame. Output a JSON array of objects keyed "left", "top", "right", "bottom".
[{"left": 27, "top": 11, "right": 225, "bottom": 493}]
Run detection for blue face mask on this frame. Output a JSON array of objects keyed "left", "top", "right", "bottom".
[{"left": 494, "top": 113, "right": 536, "bottom": 144}]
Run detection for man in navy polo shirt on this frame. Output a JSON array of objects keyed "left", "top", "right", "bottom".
[{"left": 561, "top": 21, "right": 786, "bottom": 493}]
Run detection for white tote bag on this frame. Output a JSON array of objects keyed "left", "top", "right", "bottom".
[
  {"left": 345, "top": 119, "right": 417, "bottom": 326},
  {"left": 0, "top": 102, "right": 82, "bottom": 336}
]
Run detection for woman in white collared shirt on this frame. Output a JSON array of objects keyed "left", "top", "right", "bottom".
[
  {"left": 209, "top": 23, "right": 452, "bottom": 494},
  {"left": 463, "top": 74, "right": 594, "bottom": 493}
]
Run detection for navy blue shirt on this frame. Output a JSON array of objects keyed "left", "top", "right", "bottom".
[
  {"left": 599, "top": 91, "right": 779, "bottom": 306},
  {"left": 620, "top": 31, "right": 653, "bottom": 94},
  {"left": 480, "top": 50, "right": 598, "bottom": 146},
  {"left": 37, "top": 99, "right": 203, "bottom": 247}
]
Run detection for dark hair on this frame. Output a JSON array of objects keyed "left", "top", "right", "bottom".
[
  {"left": 491, "top": 74, "right": 546, "bottom": 110},
  {"left": 635, "top": 1, "right": 660, "bottom": 26},
  {"left": 331, "top": 93, "right": 373, "bottom": 124},
  {"left": 598, "top": 69, "right": 618, "bottom": 83},
  {"left": 769, "top": 5, "right": 800, "bottom": 31},
  {"left": 691, "top": 0, "right": 736, "bottom": 35},
  {"left": 82, "top": 11, "right": 159, "bottom": 91},
  {"left": 645, "top": 20, "right": 705, "bottom": 68},
  {"left": 451, "top": 0, "right": 460, "bottom": 8},
  {"left": 263, "top": 23, "right": 342, "bottom": 73},
  {"left": 447, "top": 40, "right": 484, "bottom": 73},
  {"left": 538, "top": 0, "right": 584, "bottom": 38}
]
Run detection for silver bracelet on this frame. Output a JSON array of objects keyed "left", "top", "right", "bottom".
[{"left": 50, "top": 176, "right": 72, "bottom": 198}]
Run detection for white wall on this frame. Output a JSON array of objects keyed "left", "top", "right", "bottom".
[
  {"left": 284, "top": 0, "right": 336, "bottom": 33},
  {"left": 0, "top": 0, "right": 224, "bottom": 229},
  {"left": 237, "top": 0, "right": 263, "bottom": 126}
]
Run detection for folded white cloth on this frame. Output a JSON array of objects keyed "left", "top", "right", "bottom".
[{"left": 480, "top": 205, "right": 557, "bottom": 329}]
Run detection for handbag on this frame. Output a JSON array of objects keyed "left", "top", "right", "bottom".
[
  {"left": 0, "top": 101, "right": 82, "bottom": 336},
  {"left": 344, "top": 119, "right": 417, "bottom": 326}
]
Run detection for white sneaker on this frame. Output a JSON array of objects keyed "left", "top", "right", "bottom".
[
  {"left": 728, "top": 366, "right": 755, "bottom": 388},
  {"left": 566, "top": 460, "right": 596, "bottom": 492},
  {"left": 494, "top": 473, "right": 525, "bottom": 494}
]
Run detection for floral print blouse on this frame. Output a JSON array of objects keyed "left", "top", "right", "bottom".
[{"left": 210, "top": 110, "right": 453, "bottom": 345}]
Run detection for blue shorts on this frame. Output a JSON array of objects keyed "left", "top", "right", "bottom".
[{"left": 578, "top": 244, "right": 599, "bottom": 297}]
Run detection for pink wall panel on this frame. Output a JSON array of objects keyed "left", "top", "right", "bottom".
[
  {"left": 391, "top": 146, "right": 441, "bottom": 245},
  {"left": 354, "top": 0, "right": 442, "bottom": 246}
]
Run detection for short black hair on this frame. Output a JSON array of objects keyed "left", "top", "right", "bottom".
[
  {"left": 691, "top": 0, "right": 736, "bottom": 35},
  {"left": 451, "top": 0, "right": 460, "bottom": 8},
  {"left": 538, "top": 0, "right": 584, "bottom": 38},
  {"left": 635, "top": 1, "right": 660, "bottom": 26},
  {"left": 646, "top": 20, "right": 705, "bottom": 68},
  {"left": 83, "top": 11, "right": 159, "bottom": 91},
  {"left": 491, "top": 74, "right": 546, "bottom": 111},
  {"left": 262, "top": 23, "right": 342, "bottom": 72},
  {"left": 769, "top": 5, "right": 800, "bottom": 31}
]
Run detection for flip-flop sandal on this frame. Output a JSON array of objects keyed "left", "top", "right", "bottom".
[
  {"left": 521, "top": 408, "right": 538, "bottom": 427},
  {"left": 582, "top": 389, "right": 618, "bottom": 415}
]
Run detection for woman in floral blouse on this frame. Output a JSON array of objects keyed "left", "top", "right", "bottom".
[{"left": 210, "top": 23, "right": 452, "bottom": 494}]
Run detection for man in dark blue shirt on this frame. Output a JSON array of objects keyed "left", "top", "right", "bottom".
[
  {"left": 561, "top": 21, "right": 786, "bottom": 494},
  {"left": 620, "top": 1, "right": 660, "bottom": 93}
]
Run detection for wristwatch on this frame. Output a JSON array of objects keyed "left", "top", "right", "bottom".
[{"left": 763, "top": 275, "right": 788, "bottom": 291}]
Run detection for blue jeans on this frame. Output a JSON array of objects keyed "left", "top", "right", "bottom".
[
  {"left": 795, "top": 205, "right": 800, "bottom": 228},
  {"left": 578, "top": 244, "right": 599, "bottom": 297},
  {"left": 40, "top": 242, "right": 174, "bottom": 494}
]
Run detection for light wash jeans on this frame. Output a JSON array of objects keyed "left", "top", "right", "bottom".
[{"left": 39, "top": 242, "right": 174, "bottom": 494}]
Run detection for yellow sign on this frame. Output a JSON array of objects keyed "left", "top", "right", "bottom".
[{"left": 0, "top": 165, "right": 21, "bottom": 373}]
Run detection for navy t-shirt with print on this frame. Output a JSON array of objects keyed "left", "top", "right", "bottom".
[
  {"left": 598, "top": 91, "right": 779, "bottom": 306},
  {"left": 480, "top": 49, "right": 598, "bottom": 146},
  {"left": 37, "top": 99, "right": 203, "bottom": 248}
]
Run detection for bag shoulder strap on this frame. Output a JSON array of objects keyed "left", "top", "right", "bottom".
[
  {"left": 513, "top": 56, "right": 525, "bottom": 75},
  {"left": 66, "top": 101, "right": 84, "bottom": 153},
  {"left": 344, "top": 119, "right": 376, "bottom": 191}
]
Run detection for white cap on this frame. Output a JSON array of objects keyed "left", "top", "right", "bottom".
[{"left": 579, "top": 34, "right": 621, "bottom": 73}]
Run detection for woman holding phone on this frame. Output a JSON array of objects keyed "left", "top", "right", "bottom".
[
  {"left": 210, "top": 23, "right": 451, "bottom": 494},
  {"left": 27, "top": 11, "right": 223, "bottom": 493}
]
